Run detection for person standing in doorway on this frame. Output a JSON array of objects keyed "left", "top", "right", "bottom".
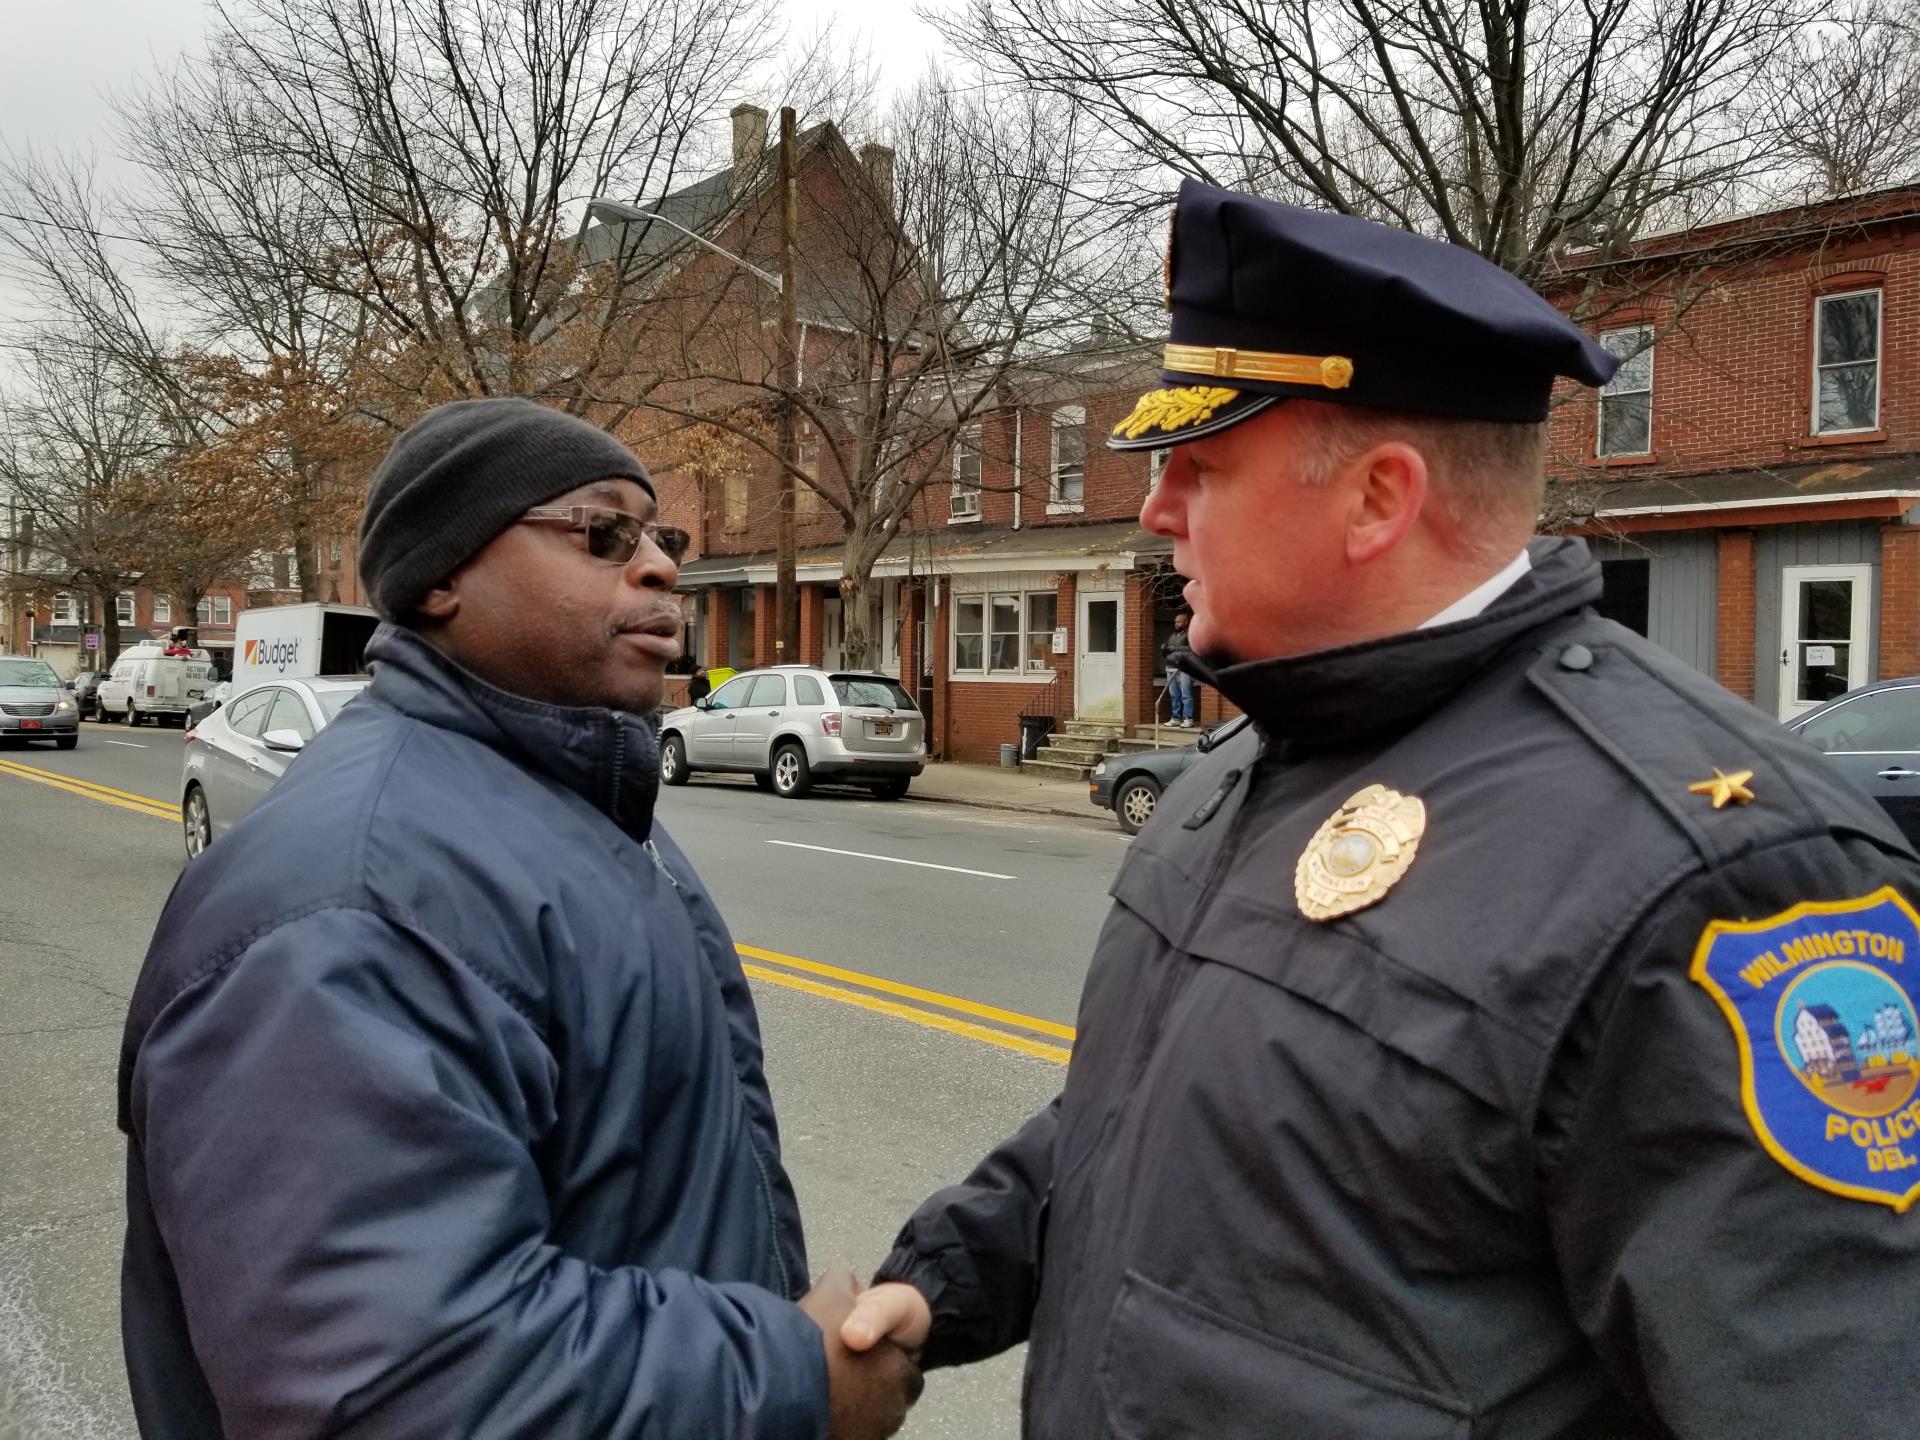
[{"left": 1162, "top": 611, "right": 1197, "bottom": 727}]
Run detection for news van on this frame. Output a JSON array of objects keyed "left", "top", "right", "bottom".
[
  {"left": 232, "top": 603, "right": 379, "bottom": 690},
  {"left": 97, "top": 640, "right": 217, "bottom": 727}
]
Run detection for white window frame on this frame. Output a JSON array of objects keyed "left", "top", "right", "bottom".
[
  {"left": 197, "top": 595, "right": 233, "bottom": 626},
  {"left": 153, "top": 594, "right": 171, "bottom": 624},
  {"left": 1149, "top": 448, "right": 1169, "bottom": 487},
  {"left": 1812, "top": 288, "right": 1882, "bottom": 436},
  {"left": 1597, "top": 325, "right": 1654, "bottom": 457},
  {"left": 950, "top": 587, "right": 1059, "bottom": 678},
  {"left": 51, "top": 592, "right": 77, "bottom": 625},
  {"left": 116, "top": 591, "right": 136, "bottom": 624},
  {"left": 1048, "top": 406, "right": 1085, "bottom": 514},
  {"left": 950, "top": 427, "right": 981, "bottom": 522}
]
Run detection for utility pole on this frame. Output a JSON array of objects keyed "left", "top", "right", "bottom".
[{"left": 774, "top": 105, "right": 800, "bottom": 660}]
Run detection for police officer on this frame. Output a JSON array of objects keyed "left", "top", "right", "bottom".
[{"left": 839, "top": 180, "right": 1920, "bottom": 1436}]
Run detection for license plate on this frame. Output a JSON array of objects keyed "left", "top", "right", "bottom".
[
  {"left": 870, "top": 719, "right": 894, "bottom": 737},
  {"left": 20, "top": 720, "right": 40, "bottom": 730}
]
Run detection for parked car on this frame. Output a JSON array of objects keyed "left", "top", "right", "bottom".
[
  {"left": 1788, "top": 676, "right": 1920, "bottom": 846},
  {"left": 185, "top": 679, "right": 234, "bottom": 729},
  {"left": 1090, "top": 713, "right": 1252, "bottom": 834},
  {"left": 180, "top": 676, "right": 368, "bottom": 858},
  {"left": 657, "top": 666, "right": 926, "bottom": 799},
  {"left": 65, "top": 669, "right": 109, "bottom": 718},
  {"left": 0, "top": 656, "right": 81, "bottom": 749},
  {"left": 98, "top": 642, "right": 217, "bottom": 727}
]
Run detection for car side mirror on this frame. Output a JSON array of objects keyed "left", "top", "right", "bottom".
[
  {"left": 262, "top": 729, "right": 306, "bottom": 753},
  {"left": 693, "top": 695, "right": 711, "bottom": 709}
]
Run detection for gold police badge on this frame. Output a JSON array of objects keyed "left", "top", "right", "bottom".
[{"left": 1295, "top": 784, "right": 1426, "bottom": 922}]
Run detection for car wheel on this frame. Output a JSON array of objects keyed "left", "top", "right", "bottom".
[
  {"left": 871, "top": 777, "right": 911, "bottom": 800},
  {"left": 770, "top": 742, "right": 812, "bottom": 798},
  {"left": 1114, "top": 775, "right": 1161, "bottom": 835},
  {"left": 182, "top": 785, "right": 213, "bottom": 860},
  {"left": 660, "top": 734, "right": 689, "bottom": 786},
  {"left": 55, "top": 735, "right": 77, "bottom": 750},
  {"left": 123, "top": 702, "right": 137, "bottom": 726},
  {"left": 752, "top": 772, "right": 774, "bottom": 791}
]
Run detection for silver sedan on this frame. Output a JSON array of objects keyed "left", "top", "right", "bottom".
[{"left": 181, "top": 677, "right": 367, "bottom": 858}]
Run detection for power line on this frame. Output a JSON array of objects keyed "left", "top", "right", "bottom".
[{"left": 0, "top": 208, "right": 201, "bottom": 258}]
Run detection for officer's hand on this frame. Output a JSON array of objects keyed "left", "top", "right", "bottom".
[
  {"left": 799, "top": 1270, "right": 924, "bottom": 1440},
  {"left": 841, "top": 1282, "right": 933, "bottom": 1355}
]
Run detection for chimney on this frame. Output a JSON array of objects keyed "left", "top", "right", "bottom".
[
  {"left": 859, "top": 143, "right": 895, "bottom": 205},
  {"left": 731, "top": 103, "right": 768, "bottom": 185}
]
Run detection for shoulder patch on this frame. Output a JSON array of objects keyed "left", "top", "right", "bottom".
[{"left": 1691, "top": 887, "right": 1920, "bottom": 1210}]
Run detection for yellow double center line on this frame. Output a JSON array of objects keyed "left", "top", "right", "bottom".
[
  {"left": 0, "top": 756, "right": 1076, "bottom": 1065},
  {"left": 0, "top": 756, "right": 176, "bottom": 821}
]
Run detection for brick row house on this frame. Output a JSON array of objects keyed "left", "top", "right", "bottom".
[{"left": 659, "top": 181, "right": 1920, "bottom": 764}]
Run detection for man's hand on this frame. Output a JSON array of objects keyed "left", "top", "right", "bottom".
[
  {"left": 799, "top": 1271, "right": 924, "bottom": 1440},
  {"left": 841, "top": 1282, "right": 933, "bottom": 1356}
]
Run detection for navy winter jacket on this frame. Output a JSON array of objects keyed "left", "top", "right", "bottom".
[{"left": 118, "top": 626, "right": 824, "bottom": 1438}]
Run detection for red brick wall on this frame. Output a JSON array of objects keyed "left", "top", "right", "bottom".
[
  {"left": 705, "top": 590, "right": 734, "bottom": 668},
  {"left": 1880, "top": 525, "right": 1920, "bottom": 680},
  {"left": 944, "top": 682, "right": 1050, "bottom": 764},
  {"left": 1716, "top": 531, "right": 1757, "bottom": 699}
]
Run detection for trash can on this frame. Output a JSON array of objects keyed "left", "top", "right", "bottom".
[
  {"left": 999, "top": 742, "right": 1020, "bottom": 768},
  {"left": 1018, "top": 713, "right": 1054, "bottom": 759}
]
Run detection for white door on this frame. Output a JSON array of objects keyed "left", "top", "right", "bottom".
[
  {"left": 823, "top": 598, "right": 843, "bottom": 671},
  {"left": 1778, "top": 563, "right": 1872, "bottom": 720},
  {"left": 1077, "top": 593, "right": 1124, "bottom": 720}
]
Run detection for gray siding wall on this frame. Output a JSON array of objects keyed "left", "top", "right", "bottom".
[
  {"left": 1754, "top": 521, "right": 1883, "bottom": 717},
  {"left": 1586, "top": 531, "right": 1718, "bottom": 674}
]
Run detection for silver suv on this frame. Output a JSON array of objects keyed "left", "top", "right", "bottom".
[{"left": 659, "top": 667, "right": 926, "bottom": 799}]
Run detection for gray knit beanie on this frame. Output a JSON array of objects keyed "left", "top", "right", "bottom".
[{"left": 357, "top": 397, "right": 655, "bottom": 620}]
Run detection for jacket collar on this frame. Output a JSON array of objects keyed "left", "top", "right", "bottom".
[
  {"left": 363, "top": 624, "right": 661, "bottom": 840},
  {"left": 1186, "top": 536, "right": 1602, "bottom": 748}
]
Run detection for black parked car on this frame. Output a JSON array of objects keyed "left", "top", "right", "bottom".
[
  {"left": 1089, "top": 714, "right": 1252, "bottom": 834},
  {"left": 1789, "top": 677, "right": 1920, "bottom": 846},
  {"left": 66, "top": 669, "right": 108, "bottom": 718}
]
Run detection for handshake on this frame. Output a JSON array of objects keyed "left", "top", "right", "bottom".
[{"left": 798, "top": 1272, "right": 937, "bottom": 1440}]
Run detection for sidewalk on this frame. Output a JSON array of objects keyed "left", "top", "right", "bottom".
[{"left": 910, "top": 760, "right": 1100, "bottom": 822}]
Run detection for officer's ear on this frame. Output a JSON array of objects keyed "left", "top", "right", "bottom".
[
  {"left": 1341, "top": 441, "right": 1428, "bottom": 566},
  {"left": 415, "top": 578, "right": 460, "bottom": 623}
]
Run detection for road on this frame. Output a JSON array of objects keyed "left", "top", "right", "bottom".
[{"left": 0, "top": 719, "right": 1128, "bottom": 1439}]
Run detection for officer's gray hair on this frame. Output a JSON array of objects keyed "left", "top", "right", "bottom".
[{"left": 1294, "top": 406, "right": 1548, "bottom": 536}]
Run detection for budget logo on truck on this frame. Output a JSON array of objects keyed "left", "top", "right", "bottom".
[{"left": 244, "top": 637, "right": 303, "bottom": 674}]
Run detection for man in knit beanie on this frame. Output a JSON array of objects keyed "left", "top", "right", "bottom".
[{"left": 119, "top": 398, "right": 921, "bottom": 1440}]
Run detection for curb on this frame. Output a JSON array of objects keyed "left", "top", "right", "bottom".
[{"left": 910, "top": 787, "right": 1103, "bottom": 824}]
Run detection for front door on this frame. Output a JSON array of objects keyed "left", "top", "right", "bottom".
[
  {"left": 1077, "top": 592, "right": 1124, "bottom": 721},
  {"left": 1779, "top": 564, "right": 1872, "bottom": 720},
  {"left": 823, "top": 597, "right": 843, "bottom": 671}
]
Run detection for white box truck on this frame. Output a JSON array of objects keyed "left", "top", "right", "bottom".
[{"left": 233, "top": 603, "right": 380, "bottom": 690}]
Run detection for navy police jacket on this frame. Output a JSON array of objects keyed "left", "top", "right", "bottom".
[
  {"left": 118, "top": 626, "right": 823, "bottom": 1438},
  {"left": 880, "top": 538, "right": 1920, "bottom": 1438}
]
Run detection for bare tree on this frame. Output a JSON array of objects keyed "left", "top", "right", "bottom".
[
  {"left": 645, "top": 76, "right": 1129, "bottom": 667},
  {"left": 936, "top": 0, "right": 1821, "bottom": 280},
  {"left": 1756, "top": 0, "right": 1920, "bottom": 200}
]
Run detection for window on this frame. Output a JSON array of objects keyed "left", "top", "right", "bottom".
[
  {"left": 830, "top": 674, "right": 915, "bottom": 709},
  {"left": 724, "top": 473, "right": 748, "bottom": 530},
  {"left": 265, "top": 688, "right": 316, "bottom": 742},
  {"left": 116, "top": 591, "right": 135, "bottom": 624},
  {"left": 794, "top": 442, "right": 821, "bottom": 518},
  {"left": 51, "top": 592, "right": 77, "bottom": 625},
  {"left": 745, "top": 674, "right": 788, "bottom": 707},
  {"left": 197, "top": 596, "right": 233, "bottom": 626},
  {"left": 1025, "top": 593, "right": 1057, "bottom": 670},
  {"left": 954, "top": 598, "right": 985, "bottom": 671},
  {"left": 795, "top": 674, "right": 825, "bottom": 706},
  {"left": 224, "top": 686, "right": 276, "bottom": 737},
  {"left": 329, "top": 538, "right": 342, "bottom": 568},
  {"left": 1597, "top": 326, "right": 1653, "bottom": 456},
  {"left": 706, "top": 674, "right": 754, "bottom": 710},
  {"left": 1050, "top": 407, "right": 1085, "bottom": 510},
  {"left": 1596, "top": 558, "right": 1651, "bottom": 636},
  {"left": 153, "top": 595, "right": 171, "bottom": 624},
  {"left": 1798, "top": 686, "right": 1920, "bottom": 753},
  {"left": 950, "top": 428, "right": 981, "bottom": 520},
  {"left": 1149, "top": 449, "right": 1169, "bottom": 487},
  {"left": 952, "top": 589, "right": 1060, "bottom": 675},
  {"left": 1814, "top": 289, "right": 1881, "bottom": 434}
]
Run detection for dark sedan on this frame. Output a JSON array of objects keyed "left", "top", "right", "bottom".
[
  {"left": 1089, "top": 713, "right": 1251, "bottom": 834},
  {"left": 66, "top": 669, "right": 109, "bottom": 718},
  {"left": 1789, "top": 677, "right": 1920, "bottom": 846}
]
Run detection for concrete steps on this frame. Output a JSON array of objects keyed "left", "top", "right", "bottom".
[
  {"left": 1020, "top": 715, "right": 1126, "bottom": 780},
  {"left": 1019, "top": 757, "right": 1099, "bottom": 781}
]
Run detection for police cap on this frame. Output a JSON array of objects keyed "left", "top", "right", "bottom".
[{"left": 1109, "top": 180, "right": 1619, "bottom": 451}]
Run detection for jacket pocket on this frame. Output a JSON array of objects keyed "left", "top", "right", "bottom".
[{"left": 1097, "top": 1272, "right": 1471, "bottom": 1440}]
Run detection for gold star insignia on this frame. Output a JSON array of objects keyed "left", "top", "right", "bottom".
[{"left": 1688, "top": 768, "right": 1756, "bottom": 809}]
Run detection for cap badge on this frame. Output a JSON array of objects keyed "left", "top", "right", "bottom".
[
  {"left": 1689, "top": 767, "right": 1756, "bottom": 809},
  {"left": 1296, "top": 784, "right": 1426, "bottom": 922},
  {"left": 1113, "top": 385, "right": 1239, "bottom": 442}
]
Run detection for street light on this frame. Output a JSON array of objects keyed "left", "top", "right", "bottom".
[{"left": 581, "top": 198, "right": 783, "bottom": 294}]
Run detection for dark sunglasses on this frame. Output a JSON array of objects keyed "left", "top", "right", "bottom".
[{"left": 519, "top": 505, "right": 691, "bottom": 565}]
